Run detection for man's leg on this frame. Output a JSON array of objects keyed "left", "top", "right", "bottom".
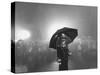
[{"left": 59, "top": 58, "right": 68, "bottom": 70}]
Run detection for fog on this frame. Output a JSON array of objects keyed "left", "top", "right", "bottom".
[
  {"left": 11, "top": 2, "right": 97, "bottom": 73},
  {"left": 15, "top": 36, "right": 97, "bottom": 72}
]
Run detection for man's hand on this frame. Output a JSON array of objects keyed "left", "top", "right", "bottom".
[
  {"left": 57, "top": 58, "right": 61, "bottom": 64},
  {"left": 68, "top": 51, "right": 72, "bottom": 56}
]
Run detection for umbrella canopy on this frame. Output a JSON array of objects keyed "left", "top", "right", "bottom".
[{"left": 49, "top": 27, "right": 78, "bottom": 49}]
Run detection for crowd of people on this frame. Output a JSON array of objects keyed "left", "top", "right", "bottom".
[
  {"left": 11, "top": 35, "right": 97, "bottom": 72},
  {"left": 12, "top": 40, "right": 57, "bottom": 73}
]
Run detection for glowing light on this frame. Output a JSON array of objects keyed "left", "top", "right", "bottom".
[
  {"left": 47, "top": 24, "right": 68, "bottom": 41},
  {"left": 15, "top": 29, "right": 31, "bottom": 42},
  {"left": 46, "top": 19, "right": 75, "bottom": 41}
]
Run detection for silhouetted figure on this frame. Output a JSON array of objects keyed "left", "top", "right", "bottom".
[
  {"left": 56, "top": 33, "right": 71, "bottom": 70},
  {"left": 49, "top": 27, "right": 78, "bottom": 70}
]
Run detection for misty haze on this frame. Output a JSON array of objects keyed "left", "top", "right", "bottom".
[{"left": 11, "top": 2, "right": 97, "bottom": 73}]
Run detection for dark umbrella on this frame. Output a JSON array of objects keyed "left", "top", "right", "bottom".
[{"left": 49, "top": 27, "right": 78, "bottom": 49}]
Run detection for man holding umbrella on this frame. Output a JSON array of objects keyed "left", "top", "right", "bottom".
[
  {"left": 49, "top": 27, "right": 78, "bottom": 70},
  {"left": 56, "top": 33, "right": 72, "bottom": 70}
]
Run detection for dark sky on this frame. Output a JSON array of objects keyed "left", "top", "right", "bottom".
[{"left": 14, "top": 2, "right": 97, "bottom": 42}]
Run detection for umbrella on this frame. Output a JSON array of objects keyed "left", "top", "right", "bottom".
[{"left": 49, "top": 27, "right": 78, "bottom": 49}]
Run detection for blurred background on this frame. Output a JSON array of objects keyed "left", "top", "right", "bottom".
[{"left": 11, "top": 2, "right": 97, "bottom": 73}]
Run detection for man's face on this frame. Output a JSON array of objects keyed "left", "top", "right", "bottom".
[
  {"left": 60, "top": 33, "right": 72, "bottom": 47},
  {"left": 56, "top": 33, "right": 71, "bottom": 48},
  {"left": 61, "top": 39, "right": 67, "bottom": 47},
  {"left": 60, "top": 34, "right": 67, "bottom": 47}
]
